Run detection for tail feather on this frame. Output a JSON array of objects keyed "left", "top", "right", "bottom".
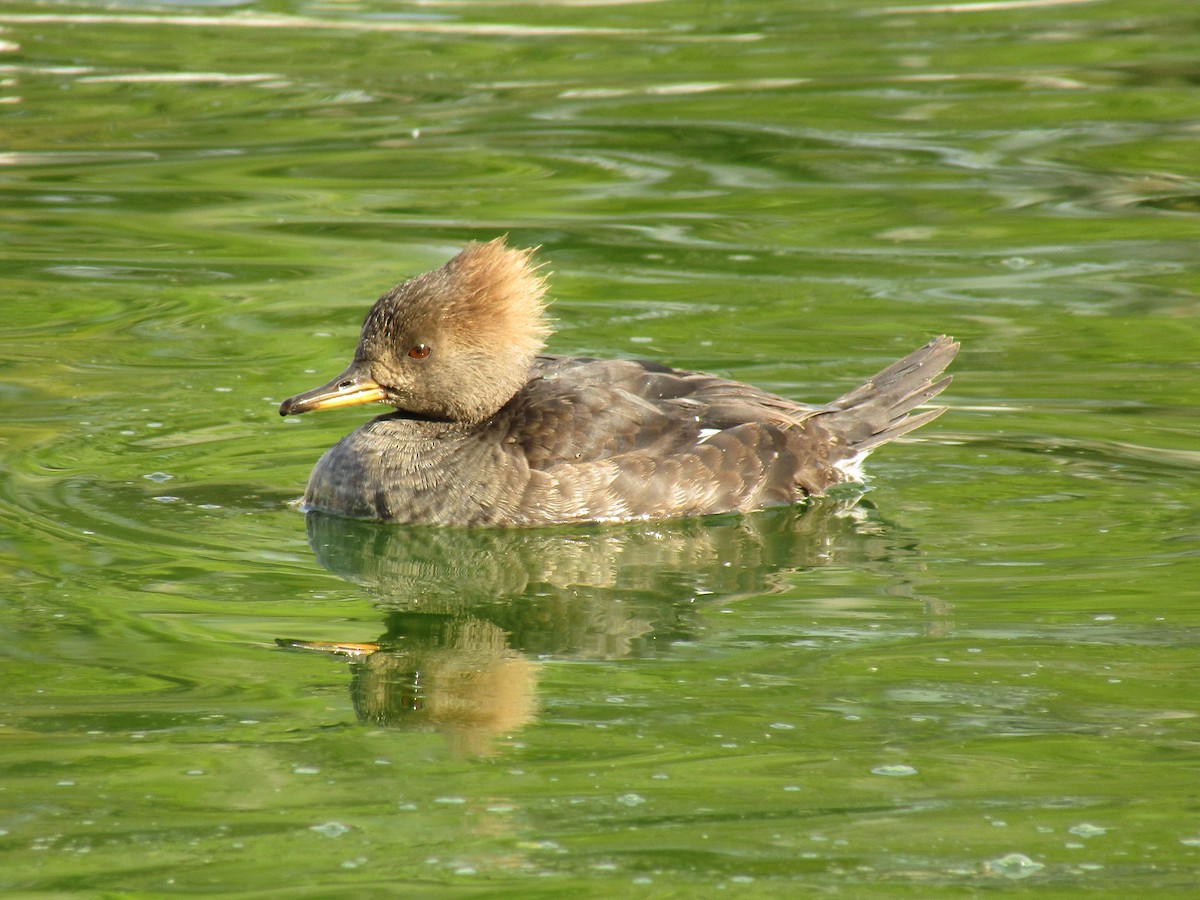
[{"left": 821, "top": 335, "right": 959, "bottom": 456}]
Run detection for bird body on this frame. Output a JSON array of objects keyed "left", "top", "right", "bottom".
[{"left": 281, "top": 240, "right": 957, "bottom": 527}]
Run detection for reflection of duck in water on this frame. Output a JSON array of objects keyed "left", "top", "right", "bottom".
[
  {"left": 281, "top": 615, "right": 536, "bottom": 759},
  {"left": 280, "top": 239, "right": 957, "bottom": 526},
  {"left": 280, "top": 502, "right": 921, "bottom": 754}
]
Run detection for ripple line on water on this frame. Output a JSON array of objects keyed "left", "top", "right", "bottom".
[{"left": 0, "top": 12, "right": 645, "bottom": 38}]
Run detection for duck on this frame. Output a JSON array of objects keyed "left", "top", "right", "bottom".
[{"left": 279, "top": 238, "right": 958, "bottom": 527}]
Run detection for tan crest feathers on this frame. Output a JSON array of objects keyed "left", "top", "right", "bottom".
[{"left": 440, "top": 238, "right": 551, "bottom": 354}]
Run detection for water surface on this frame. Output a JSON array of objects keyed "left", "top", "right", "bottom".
[{"left": 2, "top": 0, "right": 1199, "bottom": 893}]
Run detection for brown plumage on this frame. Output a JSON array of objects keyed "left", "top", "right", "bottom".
[{"left": 279, "top": 238, "right": 958, "bottom": 526}]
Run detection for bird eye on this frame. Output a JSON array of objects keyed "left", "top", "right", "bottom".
[{"left": 407, "top": 344, "right": 431, "bottom": 360}]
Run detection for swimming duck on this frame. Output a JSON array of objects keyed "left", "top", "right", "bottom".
[{"left": 280, "top": 239, "right": 958, "bottom": 526}]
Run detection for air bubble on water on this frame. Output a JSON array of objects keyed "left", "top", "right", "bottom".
[
  {"left": 310, "top": 821, "right": 349, "bottom": 838},
  {"left": 871, "top": 764, "right": 917, "bottom": 777},
  {"left": 985, "top": 853, "right": 1044, "bottom": 879}
]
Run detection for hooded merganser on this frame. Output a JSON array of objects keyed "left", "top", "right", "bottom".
[{"left": 280, "top": 239, "right": 958, "bottom": 526}]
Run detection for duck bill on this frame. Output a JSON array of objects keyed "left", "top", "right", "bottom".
[{"left": 279, "top": 365, "right": 390, "bottom": 416}]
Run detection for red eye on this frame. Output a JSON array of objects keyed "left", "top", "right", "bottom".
[{"left": 408, "top": 344, "right": 431, "bottom": 360}]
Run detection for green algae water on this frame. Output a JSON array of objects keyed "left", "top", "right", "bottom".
[{"left": 2, "top": 1, "right": 1200, "bottom": 893}]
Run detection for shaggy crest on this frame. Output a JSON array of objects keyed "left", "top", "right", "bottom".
[
  {"left": 361, "top": 238, "right": 550, "bottom": 365},
  {"left": 439, "top": 238, "right": 551, "bottom": 354}
]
